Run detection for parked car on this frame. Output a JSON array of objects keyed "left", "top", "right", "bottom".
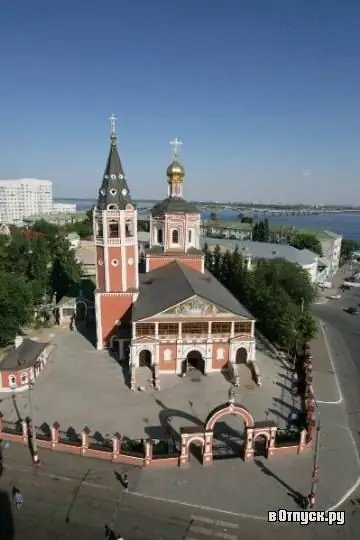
[
  {"left": 329, "top": 294, "right": 341, "bottom": 300},
  {"left": 344, "top": 306, "right": 360, "bottom": 315}
]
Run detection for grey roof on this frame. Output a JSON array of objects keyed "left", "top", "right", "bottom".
[
  {"left": 96, "top": 133, "right": 132, "bottom": 211},
  {"left": 0, "top": 339, "right": 48, "bottom": 371},
  {"left": 151, "top": 197, "right": 200, "bottom": 217},
  {"left": 134, "top": 232, "right": 318, "bottom": 267},
  {"left": 132, "top": 260, "right": 254, "bottom": 321},
  {"left": 201, "top": 238, "right": 318, "bottom": 266}
]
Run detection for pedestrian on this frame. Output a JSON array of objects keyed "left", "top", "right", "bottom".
[{"left": 123, "top": 472, "right": 129, "bottom": 492}]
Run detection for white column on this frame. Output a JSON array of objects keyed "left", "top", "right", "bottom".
[
  {"left": 95, "top": 292, "right": 103, "bottom": 350},
  {"left": 155, "top": 322, "right": 159, "bottom": 339},
  {"left": 178, "top": 322, "right": 182, "bottom": 339},
  {"left": 231, "top": 321, "right": 235, "bottom": 338}
]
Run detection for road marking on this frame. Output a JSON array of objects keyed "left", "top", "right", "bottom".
[
  {"left": 189, "top": 525, "right": 237, "bottom": 539},
  {"left": 131, "top": 491, "right": 267, "bottom": 520},
  {"left": 191, "top": 515, "right": 238, "bottom": 528},
  {"left": 326, "top": 424, "right": 360, "bottom": 512},
  {"left": 316, "top": 322, "right": 343, "bottom": 405},
  {"left": 4, "top": 464, "right": 111, "bottom": 491}
]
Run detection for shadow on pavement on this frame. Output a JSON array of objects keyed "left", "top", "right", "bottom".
[
  {"left": 254, "top": 459, "right": 305, "bottom": 508},
  {"left": 0, "top": 489, "right": 15, "bottom": 540}
]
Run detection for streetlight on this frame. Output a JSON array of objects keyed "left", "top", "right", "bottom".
[
  {"left": 28, "top": 380, "right": 40, "bottom": 465},
  {"left": 308, "top": 399, "right": 320, "bottom": 508}
]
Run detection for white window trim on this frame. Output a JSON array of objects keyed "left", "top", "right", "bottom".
[
  {"left": 170, "top": 227, "right": 180, "bottom": 246},
  {"left": 8, "top": 375, "right": 16, "bottom": 387},
  {"left": 216, "top": 348, "right": 225, "bottom": 360},
  {"left": 21, "top": 371, "right": 28, "bottom": 384},
  {"left": 111, "top": 259, "right": 119, "bottom": 267},
  {"left": 164, "top": 349, "right": 172, "bottom": 361}
]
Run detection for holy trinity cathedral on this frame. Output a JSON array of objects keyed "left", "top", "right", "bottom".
[{"left": 93, "top": 116, "right": 256, "bottom": 390}]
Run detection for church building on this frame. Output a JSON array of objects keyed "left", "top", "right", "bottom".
[{"left": 93, "top": 116, "right": 257, "bottom": 390}]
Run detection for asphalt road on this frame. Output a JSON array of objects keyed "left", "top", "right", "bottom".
[{"left": 1, "top": 444, "right": 360, "bottom": 539}]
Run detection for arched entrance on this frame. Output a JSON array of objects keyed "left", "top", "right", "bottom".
[
  {"left": 183, "top": 350, "right": 205, "bottom": 375},
  {"left": 235, "top": 347, "right": 248, "bottom": 364},
  {"left": 139, "top": 349, "right": 152, "bottom": 368},
  {"left": 253, "top": 434, "right": 269, "bottom": 457},
  {"left": 188, "top": 438, "right": 204, "bottom": 464},
  {"left": 76, "top": 301, "right": 87, "bottom": 321},
  {"left": 212, "top": 412, "right": 246, "bottom": 460},
  {"left": 205, "top": 403, "right": 254, "bottom": 462}
]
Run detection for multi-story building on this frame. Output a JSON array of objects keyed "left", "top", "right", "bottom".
[
  {"left": 52, "top": 202, "right": 77, "bottom": 214},
  {"left": 0, "top": 178, "right": 52, "bottom": 224},
  {"left": 93, "top": 121, "right": 257, "bottom": 390},
  {"left": 318, "top": 231, "right": 342, "bottom": 278}
]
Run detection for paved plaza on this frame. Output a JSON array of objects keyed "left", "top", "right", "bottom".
[
  {"left": 0, "top": 329, "right": 301, "bottom": 440},
  {"left": 1, "top": 321, "right": 360, "bottom": 516}
]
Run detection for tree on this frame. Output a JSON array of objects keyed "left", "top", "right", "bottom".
[
  {"left": 252, "top": 219, "right": 270, "bottom": 242},
  {"left": 0, "top": 271, "right": 34, "bottom": 347},
  {"left": 252, "top": 258, "right": 315, "bottom": 309},
  {"left": 290, "top": 233, "right": 322, "bottom": 256},
  {"left": 340, "top": 239, "right": 360, "bottom": 265},
  {"left": 203, "top": 242, "right": 213, "bottom": 271},
  {"left": 212, "top": 245, "right": 222, "bottom": 279}
]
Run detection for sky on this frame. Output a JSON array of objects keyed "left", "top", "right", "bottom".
[{"left": 0, "top": 0, "right": 360, "bottom": 204}]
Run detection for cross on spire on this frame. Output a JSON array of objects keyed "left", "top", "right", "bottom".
[
  {"left": 109, "top": 113, "right": 117, "bottom": 136},
  {"left": 170, "top": 137, "right": 183, "bottom": 159}
]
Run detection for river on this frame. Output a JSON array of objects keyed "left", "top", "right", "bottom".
[{"left": 55, "top": 198, "right": 360, "bottom": 242}]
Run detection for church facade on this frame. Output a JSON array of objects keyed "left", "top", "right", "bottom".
[{"left": 93, "top": 118, "right": 257, "bottom": 390}]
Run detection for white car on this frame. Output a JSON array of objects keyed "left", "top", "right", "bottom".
[{"left": 329, "top": 294, "right": 341, "bottom": 299}]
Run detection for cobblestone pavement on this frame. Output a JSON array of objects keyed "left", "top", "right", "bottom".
[{"left": 0, "top": 330, "right": 301, "bottom": 440}]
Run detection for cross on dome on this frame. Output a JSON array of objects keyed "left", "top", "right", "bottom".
[
  {"left": 109, "top": 113, "right": 117, "bottom": 136},
  {"left": 169, "top": 137, "right": 183, "bottom": 159}
]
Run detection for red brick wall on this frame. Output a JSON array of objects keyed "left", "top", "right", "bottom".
[
  {"left": 96, "top": 246, "right": 105, "bottom": 291},
  {"left": 0, "top": 367, "right": 31, "bottom": 389},
  {"left": 100, "top": 294, "right": 133, "bottom": 347},
  {"left": 158, "top": 343, "right": 177, "bottom": 371},
  {"left": 211, "top": 343, "right": 229, "bottom": 370},
  {"left": 107, "top": 246, "right": 123, "bottom": 291}
]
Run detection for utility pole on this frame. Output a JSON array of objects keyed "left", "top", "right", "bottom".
[
  {"left": 308, "top": 400, "right": 320, "bottom": 508},
  {"left": 28, "top": 381, "right": 40, "bottom": 465}
]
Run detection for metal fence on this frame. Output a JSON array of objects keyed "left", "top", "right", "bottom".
[
  {"left": 87, "top": 434, "right": 113, "bottom": 453},
  {"left": 35, "top": 425, "right": 51, "bottom": 441},
  {"left": 152, "top": 438, "right": 180, "bottom": 459},
  {"left": 120, "top": 439, "right": 145, "bottom": 457},
  {"left": 1, "top": 420, "right": 22, "bottom": 435},
  {"left": 58, "top": 429, "right": 82, "bottom": 446},
  {"left": 212, "top": 435, "right": 244, "bottom": 460},
  {"left": 275, "top": 429, "right": 301, "bottom": 448}
]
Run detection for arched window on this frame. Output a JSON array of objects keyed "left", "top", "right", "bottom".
[
  {"left": 216, "top": 348, "right": 225, "bottom": 360},
  {"left": 107, "top": 204, "right": 118, "bottom": 210},
  {"left": 157, "top": 228, "right": 163, "bottom": 244},
  {"left": 21, "top": 372, "right": 28, "bottom": 385},
  {"left": 8, "top": 375, "right": 16, "bottom": 388},
  {"left": 172, "top": 229, "right": 179, "bottom": 244},
  {"left": 188, "top": 229, "right": 193, "bottom": 243},
  {"left": 164, "top": 349, "right": 172, "bottom": 361},
  {"left": 125, "top": 219, "right": 134, "bottom": 237}
]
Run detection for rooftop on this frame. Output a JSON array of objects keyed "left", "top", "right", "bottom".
[
  {"left": 133, "top": 260, "right": 254, "bottom": 322},
  {"left": 0, "top": 339, "right": 48, "bottom": 372}
]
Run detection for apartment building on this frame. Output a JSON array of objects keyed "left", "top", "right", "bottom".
[{"left": 0, "top": 178, "right": 53, "bottom": 223}]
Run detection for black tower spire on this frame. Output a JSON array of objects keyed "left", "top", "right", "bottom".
[{"left": 96, "top": 114, "right": 133, "bottom": 211}]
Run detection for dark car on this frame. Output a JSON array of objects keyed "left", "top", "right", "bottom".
[{"left": 345, "top": 306, "right": 360, "bottom": 315}]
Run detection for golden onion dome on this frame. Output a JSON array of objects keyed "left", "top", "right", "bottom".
[{"left": 166, "top": 159, "right": 185, "bottom": 180}]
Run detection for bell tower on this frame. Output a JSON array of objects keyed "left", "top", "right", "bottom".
[{"left": 93, "top": 115, "right": 138, "bottom": 350}]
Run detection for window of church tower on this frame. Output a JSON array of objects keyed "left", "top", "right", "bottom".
[
  {"left": 107, "top": 204, "right": 118, "bottom": 210},
  {"left": 157, "top": 228, "right": 163, "bottom": 244},
  {"left": 96, "top": 221, "right": 103, "bottom": 237},
  {"left": 125, "top": 219, "right": 134, "bottom": 237},
  {"left": 109, "top": 221, "right": 119, "bottom": 237},
  {"left": 171, "top": 228, "right": 179, "bottom": 244}
]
